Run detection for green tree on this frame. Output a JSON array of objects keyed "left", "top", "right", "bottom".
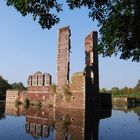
[
  {"left": 111, "top": 87, "right": 120, "bottom": 95},
  {"left": 100, "top": 88, "right": 107, "bottom": 93},
  {"left": 4, "top": 0, "right": 140, "bottom": 61},
  {"left": 127, "top": 88, "right": 132, "bottom": 94},
  {"left": 99, "top": 0, "right": 140, "bottom": 62},
  {"left": 0, "top": 75, "right": 12, "bottom": 100},
  {"left": 120, "top": 86, "right": 128, "bottom": 95},
  {"left": 133, "top": 80, "right": 140, "bottom": 93},
  {"left": 11, "top": 82, "right": 26, "bottom": 90}
]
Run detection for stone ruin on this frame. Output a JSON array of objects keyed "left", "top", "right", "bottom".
[
  {"left": 55, "top": 26, "right": 100, "bottom": 109},
  {"left": 6, "top": 26, "right": 111, "bottom": 109}
]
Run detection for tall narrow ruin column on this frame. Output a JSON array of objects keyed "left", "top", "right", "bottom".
[
  {"left": 85, "top": 31, "right": 99, "bottom": 92},
  {"left": 56, "top": 26, "right": 71, "bottom": 93},
  {"left": 85, "top": 32, "right": 100, "bottom": 109}
]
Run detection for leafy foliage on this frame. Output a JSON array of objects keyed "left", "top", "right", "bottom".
[
  {"left": 0, "top": 75, "right": 26, "bottom": 100},
  {"left": 63, "top": 84, "right": 71, "bottom": 96},
  {"left": 5, "top": 0, "right": 63, "bottom": 29},
  {"left": 67, "top": 0, "right": 109, "bottom": 21},
  {"left": 23, "top": 98, "right": 30, "bottom": 109},
  {"left": 0, "top": 103, "right": 5, "bottom": 120},
  {"left": 133, "top": 80, "right": 140, "bottom": 93},
  {"left": 51, "top": 84, "right": 57, "bottom": 94},
  {"left": 63, "top": 84, "right": 72, "bottom": 102},
  {"left": 99, "top": 0, "right": 140, "bottom": 61},
  {"left": 11, "top": 82, "right": 26, "bottom": 90},
  {"left": 4, "top": 0, "right": 140, "bottom": 61},
  {"left": 0, "top": 75, "right": 12, "bottom": 100},
  {"left": 111, "top": 80, "right": 140, "bottom": 97}
]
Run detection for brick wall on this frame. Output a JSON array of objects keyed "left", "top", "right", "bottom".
[
  {"left": 26, "top": 91, "right": 55, "bottom": 106},
  {"left": 6, "top": 90, "right": 19, "bottom": 103},
  {"left": 55, "top": 72, "right": 85, "bottom": 109},
  {"left": 56, "top": 26, "right": 71, "bottom": 93},
  {"left": 26, "top": 71, "right": 53, "bottom": 106},
  {"left": 25, "top": 29, "right": 101, "bottom": 110},
  {"left": 6, "top": 90, "right": 25, "bottom": 103},
  {"left": 84, "top": 32, "right": 100, "bottom": 109}
]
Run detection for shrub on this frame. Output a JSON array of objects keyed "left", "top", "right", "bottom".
[
  {"left": 63, "top": 85, "right": 71, "bottom": 96},
  {"left": 15, "top": 98, "right": 20, "bottom": 107},
  {"left": 23, "top": 98, "right": 30, "bottom": 109},
  {"left": 62, "top": 84, "right": 72, "bottom": 102},
  {"left": 51, "top": 84, "right": 57, "bottom": 94}
]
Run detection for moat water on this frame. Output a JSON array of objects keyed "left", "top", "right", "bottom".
[{"left": 0, "top": 102, "right": 140, "bottom": 140}]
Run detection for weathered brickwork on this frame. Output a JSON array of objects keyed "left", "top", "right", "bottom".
[
  {"left": 26, "top": 71, "right": 54, "bottom": 105},
  {"left": 6, "top": 90, "right": 19, "bottom": 103},
  {"left": 27, "top": 71, "right": 51, "bottom": 86},
  {"left": 55, "top": 72, "right": 85, "bottom": 109},
  {"left": 56, "top": 26, "right": 71, "bottom": 93},
  {"left": 55, "top": 30, "right": 100, "bottom": 109},
  {"left": 84, "top": 32, "right": 100, "bottom": 109},
  {"left": 6, "top": 27, "right": 101, "bottom": 110},
  {"left": 6, "top": 90, "right": 26, "bottom": 103},
  {"left": 55, "top": 27, "right": 86, "bottom": 109},
  {"left": 85, "top": 32, "right": 99, "bottom": 91},
  {"left": 5, "top": 27, "right": 113, "bottom": 111}
]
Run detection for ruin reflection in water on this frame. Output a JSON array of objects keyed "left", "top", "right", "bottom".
[
  {"left": 0, "top": 102, "right": 140, "bottom": 140},
  {"left": 25, "top": 106, "right": 111, "bottom": 140}
]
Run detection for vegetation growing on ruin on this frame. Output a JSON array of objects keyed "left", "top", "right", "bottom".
[
  {"left": 63, "top": 84, "right": 72, "bottom": 102},
  {"left": 63, "top": 85, "right": 71, "bottom": 96},
  {"left": 15, "top": 98, "right": 21, "bottom": 107},
  {"left": 23, "top": 98, "right": 30, "bottom": 109},
  {"left": 51, "top": 84, "right": 57, "bottom": 94}
]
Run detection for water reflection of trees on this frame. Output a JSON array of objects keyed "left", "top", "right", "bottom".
[
  {"left": 0, "top": 102, "right": 5, "bottom": 119},
  {"left": 130, "top": 107, "right": 140, "bottom": 121},
  {"left": 113, "top": 100, "right": 140, "bottom": 121}
]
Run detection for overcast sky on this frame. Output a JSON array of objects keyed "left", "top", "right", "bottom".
[{"left": 0, "top": 1, "right": 140, "bottom": 89}]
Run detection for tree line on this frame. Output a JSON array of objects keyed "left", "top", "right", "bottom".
[
  {"left": 0, "top": 75, "right": 26, "bottom": 100},
  {"left": 100, "top": 80, "right": 140, "bottom": 98}
]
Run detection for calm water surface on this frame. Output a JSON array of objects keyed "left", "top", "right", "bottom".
[{"left": 0, "top": 102, "right": 140, "bottom": 140}]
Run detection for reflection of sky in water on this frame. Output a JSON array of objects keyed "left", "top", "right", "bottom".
[
  {"left": 0, "top": 116, "right": 54, "bottom": 140},
  {"left": 0, "top": 107, "right": 140, "bottom": 140},
  {"left": 99, "top": 110, "right": 140, "bottom": 140}
]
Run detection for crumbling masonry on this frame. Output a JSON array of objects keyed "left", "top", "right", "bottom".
[
  {"left": 55, "top": 27, "right": 100, "bottom": 109},
  {"left": 19, "top": 26, "right": 101, "bottom": 109}
]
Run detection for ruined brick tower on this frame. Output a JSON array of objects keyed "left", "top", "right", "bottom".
[
  {"left": 56, "top": 26, "right": 71, "bottom": 93},
  {"left": 85, "top": 32, "right": 99, "bottom": 90},
  {"left": 85, "top": 32, "right": 100, "bottom": 109}
]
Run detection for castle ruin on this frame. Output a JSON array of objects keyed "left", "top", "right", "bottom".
[{"left": 6, "top": 26, "right": 105, "bottom": 109}]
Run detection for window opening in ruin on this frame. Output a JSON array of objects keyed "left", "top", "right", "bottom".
[
  {"left": 43, "top": 75, "right": 45, "bottom": 86},
  {"left": 37, "top": 75, "right": 38, "bottom": 86}
]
